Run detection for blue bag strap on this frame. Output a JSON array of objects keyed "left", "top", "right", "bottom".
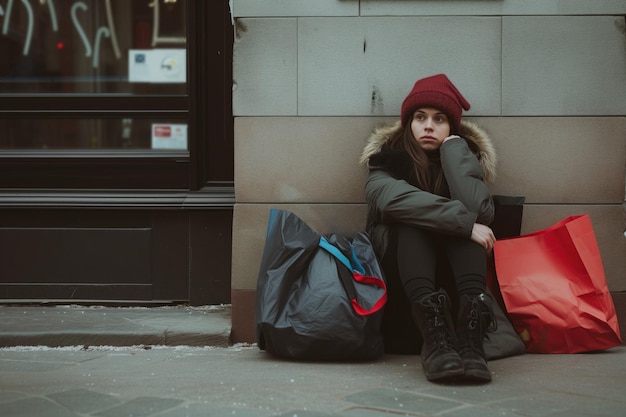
[
  {"left": 265, "top": 208, "right": 280, "bottom": 238},
  {"left": 319, "top": 236, "right": 386, "bottom": 316},
  {"left": 319, "top": 237, "right": 366, "bottom": 275},
  {"left": 349, "top": 245, "right": 366, "bottom": 275}
]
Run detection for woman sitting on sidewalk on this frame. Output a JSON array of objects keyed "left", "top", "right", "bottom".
[{"left": 360, "top": 74, "right": 497, "bottom": 382}]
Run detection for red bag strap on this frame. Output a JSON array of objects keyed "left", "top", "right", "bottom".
[
  {"left": 319, "top": 237, "right": 387, "bottom": 316},
  {"left": 351, "top": 272, "right": 387, "bottom": 316}
]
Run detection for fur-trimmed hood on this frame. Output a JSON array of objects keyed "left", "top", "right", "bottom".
[{"left": 359, "top": 120, "right": 497, "bottom": 184}]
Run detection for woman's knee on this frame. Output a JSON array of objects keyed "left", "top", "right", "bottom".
[{"left": 389, "top": 224, "right": 433, "bottom": 247}]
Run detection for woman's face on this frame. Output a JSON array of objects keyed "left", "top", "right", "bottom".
[{"left": 410, "top": 108, "right": 451, "bottom": 152}]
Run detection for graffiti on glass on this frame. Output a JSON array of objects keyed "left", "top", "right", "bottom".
[{"left": 0, "top": 0, "right": 121, "bottom": 68}]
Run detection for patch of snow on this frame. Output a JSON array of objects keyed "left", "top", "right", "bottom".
[
  {"left": 0, "top": 342, "right": 256, "bottom": 353},
  {"left": 53, "top": 304, "right": 231, "bottom": 312}
]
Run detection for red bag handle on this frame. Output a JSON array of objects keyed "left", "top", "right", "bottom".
[
  {"left": 319, "top": 237, "right": 387, "bottom": 316},
  {"left": 351, "top": 272, "right": 387, "bottom": 316}
]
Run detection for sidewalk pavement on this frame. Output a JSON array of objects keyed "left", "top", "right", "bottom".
[{"left": 1, "top": 305, "right": 625, "bottom": 417}]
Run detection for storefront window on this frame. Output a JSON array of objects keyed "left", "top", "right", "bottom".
[
  {"left": 0, "top": 0, "right": 190, "bottom": 153},
  {"left": 0, "top": 0, "right": 232, "bottom": 189},
  {"left": 0, "top": 0, "right": 186, "bottom": 94}
]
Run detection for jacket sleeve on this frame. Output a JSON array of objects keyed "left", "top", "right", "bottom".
[
  {"left": 364, "top": 169, "right": 477, "bottom": 238},
  {"left": 439, "top": 137, "right": 495, "bottom": 225}
]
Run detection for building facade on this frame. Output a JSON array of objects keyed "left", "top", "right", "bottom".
[{"left": 230, "top": 0, "right": 626, "bottom": 342}]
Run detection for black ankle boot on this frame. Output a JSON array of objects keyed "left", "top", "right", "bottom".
[
  {"left": 456, "top": 293, "right": 495, "bottom": 382},
  {"left": 411, "top": 289, "right": 464, "bottom": 381}
]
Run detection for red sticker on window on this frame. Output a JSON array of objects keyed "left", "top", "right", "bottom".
[{"left": 153, "top": 126, "right": 172, "bottom": 137}]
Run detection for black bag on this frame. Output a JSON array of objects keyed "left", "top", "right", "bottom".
[
  {"left": 255, "top": 209, "right": 387, "bottom": 361},
  {"left": 490, "top": 195, "right": 526, "bottom": 240},
  {"left": 484, "top": 195, "right": 527, "bottom": 359}
]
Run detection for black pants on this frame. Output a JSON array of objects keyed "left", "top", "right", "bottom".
[{"left": 380, "top": 224, "right": 487, "bottom": 354}]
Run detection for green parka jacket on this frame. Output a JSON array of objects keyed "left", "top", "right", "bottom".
[{"left": 359, "top": 120, "right": 498, "bottom": 260}]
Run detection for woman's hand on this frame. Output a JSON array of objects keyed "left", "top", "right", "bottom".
[{"left": 471, "top": 223, "right": 496, "bottom": 253}]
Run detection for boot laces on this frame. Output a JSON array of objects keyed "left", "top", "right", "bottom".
[
  {"left": 467, "top": 305, "right": 479, "bottom": 330},
  {"left": 466, "top": 295, "right": 497, "bottom": 333},
  {"left": 425, "top": 296, "right": 456, "bottom": 351}
]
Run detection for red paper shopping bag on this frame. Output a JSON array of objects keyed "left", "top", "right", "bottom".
[{"left": 493, "top": 215, "right": 622, "bottom": 353}]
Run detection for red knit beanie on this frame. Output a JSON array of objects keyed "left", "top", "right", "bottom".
[{"left": 400, "top": 74, "right": 470, "bottom": 133}]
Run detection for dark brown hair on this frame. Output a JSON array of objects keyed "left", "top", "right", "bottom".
[{"left": 384, "top": 123, "right": 447, "bottom": 196}]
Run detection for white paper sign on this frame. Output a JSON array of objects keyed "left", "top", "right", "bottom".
[
  {"left": 151, "top": 124, "right": 188, "bottom": 150},
  {"left": 129, "top": 49, "right": 186, "bottom": 83}
]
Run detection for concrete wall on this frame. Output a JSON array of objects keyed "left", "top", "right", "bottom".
[{"left": 230, "top": 0, "right": 626, "bottom": 343}]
